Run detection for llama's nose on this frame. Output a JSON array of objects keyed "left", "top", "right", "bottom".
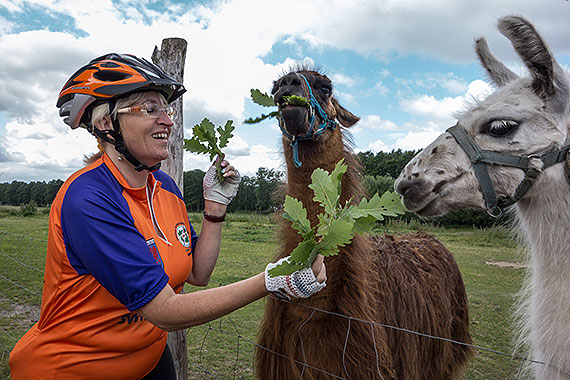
[{"left": 395, "top": 177, "right": 426, "bottom": 198}]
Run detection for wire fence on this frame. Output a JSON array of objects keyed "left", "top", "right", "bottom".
[{"left": 0, "top": 230, "right": 556, "bottom": 379}]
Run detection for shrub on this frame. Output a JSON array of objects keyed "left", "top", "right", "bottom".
[{"left": 19, "top": 201, "right": 38, "bottom": 217}]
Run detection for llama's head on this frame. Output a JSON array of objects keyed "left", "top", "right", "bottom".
[
  {"left": 272, "top": 69, "right": 359, "bottom": 168},
  {"left": 395, "top": 15, "right": 570, "bottom": 217}
]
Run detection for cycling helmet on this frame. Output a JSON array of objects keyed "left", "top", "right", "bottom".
[{"left": 57, "top": 53, "right": 186, "bottom": 129}]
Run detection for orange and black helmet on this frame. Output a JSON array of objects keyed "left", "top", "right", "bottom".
[{"left": 56, "top": 53, "right": 186, "bottom": 129}]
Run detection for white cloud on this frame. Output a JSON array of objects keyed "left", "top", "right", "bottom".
[
  {"left": 400, "top": 94, "right": 463, "bottom": 123},
  {"left": 399, "top": 79, "right": 493, "bottom": 128},
  {"left": 0, "top": 0, "right": 568, "bottom": 182},
  {"left": 393, "top": 130, "right": 442, "bottom": 151},
  {"left": 330, "top": 73, "right": 357, "bottom": 88},
  {"left": 368, "top": 138, "right": 390, "bottom": 153},
  {"left": 353, "top": 115, "right": 398, "bottom": 134}
]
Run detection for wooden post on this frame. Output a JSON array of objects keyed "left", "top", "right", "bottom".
[{"left": 152, "top": 37, "right": 188, "bottom": 380}]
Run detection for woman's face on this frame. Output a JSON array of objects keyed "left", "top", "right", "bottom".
[{"left": 117, "top": 91, "right": 174, "bottom": 167}]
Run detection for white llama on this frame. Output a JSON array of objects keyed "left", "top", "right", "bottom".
[{"left": 395, "top": 15, "right": 570, "bottom": 380}]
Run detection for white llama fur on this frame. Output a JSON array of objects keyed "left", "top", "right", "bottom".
[{"left": 395, "top": 15, "right": 570, "bottom": 380}]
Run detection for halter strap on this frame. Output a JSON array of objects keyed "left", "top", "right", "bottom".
[
  {"left": 447, "top": 124, "right": 570, "bottom": 216},
  {"left": 278, "top": 73, "right": 337, "bottom": 167}
]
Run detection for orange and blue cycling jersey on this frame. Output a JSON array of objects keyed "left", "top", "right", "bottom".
[{"left": 10, "top": 153, "right": 197, "bottom": 380}]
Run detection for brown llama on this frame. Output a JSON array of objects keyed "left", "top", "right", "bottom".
[{"left": 254, "top": 68, "right": 473, "bottom": 379}]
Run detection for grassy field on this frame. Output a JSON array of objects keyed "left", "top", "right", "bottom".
[{"left": 0, "top": 211, "right": 531, "bottom": 379}]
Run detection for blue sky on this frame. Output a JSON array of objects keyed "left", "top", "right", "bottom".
[{"left": 1, "top": 0, "right": 570, "bottom": 182}]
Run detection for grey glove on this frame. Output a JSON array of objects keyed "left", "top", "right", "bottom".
[
  {"left": 265, "top": 256, "right": 327, "bottom": 301},
  {"left": 203, "top": 162, "right": 241, "bottom": 205}
]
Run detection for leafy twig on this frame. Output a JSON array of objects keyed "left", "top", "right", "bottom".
[
  {"left": 183, "top": 118, "right": 235, "bottom": 182},
  {"left": 245, "top": 89, "right": 309, "bottom": 125},
  {"left": 268, "top": 159, "right": 406, "bottom": 277}
]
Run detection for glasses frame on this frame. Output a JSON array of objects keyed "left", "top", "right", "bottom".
[{"left": 117, "top": 102, "right": 176, "bottom": 120}]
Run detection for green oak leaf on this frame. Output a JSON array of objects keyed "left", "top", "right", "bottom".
[
  {"left": 330, "top": 158, "right": 347, "bottom": 195},
  {"left": 244, "top": 111, "right": 280, "bottom": 124},
  {"left": 282, "top": 195, "right": 312, "bottom": 235},
  {"left": 250, "top": 89, "right": 275, "bottom": 107},
  {"left": 290, "top": 239, "right": 318, "bottom": 265},
  {"left": 267, "top": 259, "right": 304, "bottom": 277},
  {"left": 309, "top": 168, "right": 338, "bottom": 216},
  {"left": 352, "top": 215, "right": 378, "bottom": 235},
  {"left": 283, "top": 95, "right": 309, "bottom": 107},
  {"left": 217, "top": 120, "right": 235, "bottom": 149},
  {"left": 377, "top": 191, "right": 406, "bottom": 216},
  {"left": 268, "top": 159, "right": 406, "bottom": 277},
  {"left": 317, "top": 218, "right": 354, "bottom": 257},
  {"left": 183, "top": 138, "right": 210, "bottom": 155},
  {"left": 183, "top": 118, "right": 233, "bottom": 183}
]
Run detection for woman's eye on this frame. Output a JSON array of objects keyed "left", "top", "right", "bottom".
[
  {"left": 485, "top": 120, "right": 518, "bottom": 137},
  {"left": 144, "top": 104, "right": 159, "bottom": 115}
]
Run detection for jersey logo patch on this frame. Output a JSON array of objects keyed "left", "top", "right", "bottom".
[
  {"left": 176, "top": 223, "right": 191, "bottom": 248},
  {"left": 146, "top": 238, "right": 164, "bottom": 267}
]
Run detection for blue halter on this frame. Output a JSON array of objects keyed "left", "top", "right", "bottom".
[{"left": 278, "top": 73, "right": 337, "bottom": 167}]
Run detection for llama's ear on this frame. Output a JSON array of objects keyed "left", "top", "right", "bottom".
[
  {"left": 498, "top": 16, "right": 569, "bottom": 102},
  {"left": 475, "top": 37, "right": 518, "bottom": 87},
  {"left": 331, "top": 97, "right": 360, "bottom": 127}
]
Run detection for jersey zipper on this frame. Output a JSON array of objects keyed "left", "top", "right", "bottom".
[{"left": 146, "top": 182, "right": 172, "bottom": 246}]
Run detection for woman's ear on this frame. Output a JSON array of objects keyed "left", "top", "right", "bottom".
[{"left": 93, "top": 115, "right": 112, "bottom": 131}]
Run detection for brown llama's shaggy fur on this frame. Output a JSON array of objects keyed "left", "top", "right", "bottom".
[{"left": 254, "top": 69, "right": 473, "bottom": 379}]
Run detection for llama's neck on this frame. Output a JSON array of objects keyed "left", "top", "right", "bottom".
[
  {"left": 516, "top": 166, "right": 570, "bottom": 269},
  {"left": 515, "top": 165, "right": 570, "bottom": 373},
  {"left": 285, "top": 147, "right": 362, "bottom": 225}
]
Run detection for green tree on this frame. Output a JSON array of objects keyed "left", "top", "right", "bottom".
[
  {"left": 362, "top": 175, "right": 395, "bottom": 198},
  {"left": 183, "top": 169, "right": 205, "bottom": 212},
  {"left": 228, "top": 175, "right": 256, "bottom": 212},
  {"left": 45, "top": 179, "right": 64, "bottom": 205},
  {"left": 254, "top": 167, "right": 284, "bottom": 213},
  {"left": 358, "top": 149, "right": 419, "bottom": 178}
]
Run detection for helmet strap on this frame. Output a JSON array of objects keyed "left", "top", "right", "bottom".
[{"left": 91, "top": 102, "right": 161, "bottom": 172}]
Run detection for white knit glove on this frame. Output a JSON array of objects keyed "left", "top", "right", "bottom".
[
  {"left": 203, "top": 163, "right": 241, "bottom": 205},
  {"left": 265, "top": 256, "right": 327, "bottom": 301}
]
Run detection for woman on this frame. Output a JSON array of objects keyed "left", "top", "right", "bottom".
[{"left": 9, "top": 53, "right": 326, "bottom": 379}]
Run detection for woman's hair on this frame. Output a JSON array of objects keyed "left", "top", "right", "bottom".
[{"left": 84, "top": 91, "right": 167, "bottom": 164}]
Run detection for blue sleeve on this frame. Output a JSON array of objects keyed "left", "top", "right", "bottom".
[{"left": 61, "top": 172, "right": 169, "bottom": 311}]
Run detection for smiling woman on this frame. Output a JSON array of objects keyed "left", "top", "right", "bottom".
[{"left": 8, "top": 52, "right": 327, "bottom": 380}]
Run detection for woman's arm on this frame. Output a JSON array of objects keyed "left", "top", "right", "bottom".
[
  {"left": 187, "top": 159, "right": 238, "bottom": 285},
  {"left": 186, "top": 200, "right": 226, "bottom": 285},
  {"left": 136, "top": 255, "right": 326, "bottom": 331},
  {"left": 137, "top": 272, "right": 267, "bottom": 331}
]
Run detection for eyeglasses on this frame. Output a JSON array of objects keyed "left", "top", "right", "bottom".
[{"left": 117, "top": 103, "right": 176, "bottom": 120}]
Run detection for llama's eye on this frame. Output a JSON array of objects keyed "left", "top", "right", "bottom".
[
  {"left": 320, "top": 86, "right": 331, "bottom": 96},
  {"left": 485, "top": 120, "right": 518, "bottom": 137}
]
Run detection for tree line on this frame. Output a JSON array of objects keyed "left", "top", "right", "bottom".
[{"left": 0, "top": 149, "right": 507, "bottom": 227}]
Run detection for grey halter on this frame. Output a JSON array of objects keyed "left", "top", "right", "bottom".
[{"left": 447, "top": 124, "right": 570, "bottom": 217}]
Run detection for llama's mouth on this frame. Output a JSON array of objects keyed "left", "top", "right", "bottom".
[
  {"left": 402, "top": 173, "right": 467, "bottom": 217},
  {"left": 402, "top": 191, "right": 444, "bottom": 217},
  {"left": 280, "top": 106, "right": 310, "bottom": 135}
]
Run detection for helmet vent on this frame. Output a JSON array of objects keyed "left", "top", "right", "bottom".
[
  {"left": 93, "top": 70, "right": 133, "bottom": 82},
  {"left": 100, "top": 62, "right": 120, "bottom": 68}
]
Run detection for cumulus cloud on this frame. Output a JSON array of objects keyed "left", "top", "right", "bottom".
[
  {"left": 367, "top": 138, "right": 390, "bottom": 153},
  {"left": 0, "top": 0, "right": 568, "bottom": 182},
  {"left": 393, "top": 131, "right": 443, "bottom": 151}
]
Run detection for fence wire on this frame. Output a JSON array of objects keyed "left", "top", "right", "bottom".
[{"left": 0, "top": 230, "right": 556, "bottom": 379}]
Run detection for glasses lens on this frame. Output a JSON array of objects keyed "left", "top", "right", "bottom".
[
  {"left": 142, "top": 103, "right": 160, "bottom": 116},
  {"left": 165, "top": 106, "right": 176, "bottom": 120}
]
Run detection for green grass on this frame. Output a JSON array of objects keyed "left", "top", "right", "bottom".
[{"left": 0, "top": 213, "right": 530, "bottom": 379}]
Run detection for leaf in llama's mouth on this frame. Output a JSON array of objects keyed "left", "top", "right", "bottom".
[{"left": 283, "top": 95, "right": 310, "bottom": 107}]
